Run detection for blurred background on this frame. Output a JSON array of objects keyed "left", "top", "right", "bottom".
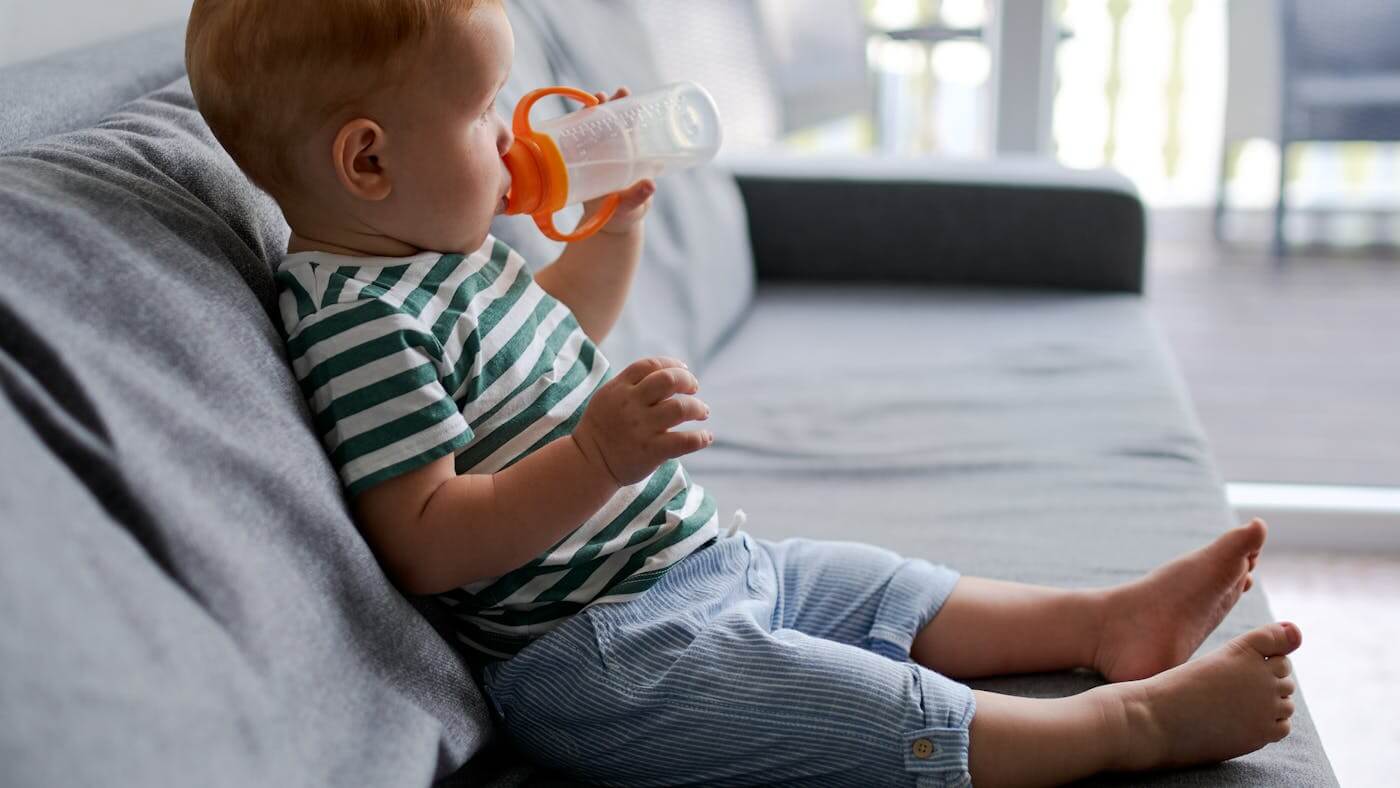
[
  {"left": 639, "top": 6, "right": 1400, "bottom": 780},
  {"left": 3, "top": 0, "right": 1396, "bottom": 783}
]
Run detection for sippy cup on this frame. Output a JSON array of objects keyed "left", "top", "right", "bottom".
[{"left": 501, "top": 81, "right": 722, "bottom": 241}]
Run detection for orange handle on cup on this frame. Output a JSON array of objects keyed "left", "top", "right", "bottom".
[{"left": 502, "top": 86, "right": 621, "bottom": 242}]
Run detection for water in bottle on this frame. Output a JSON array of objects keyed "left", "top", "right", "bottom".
[{"left": 502, "top": 81, "right": 722, "bottom": 241}]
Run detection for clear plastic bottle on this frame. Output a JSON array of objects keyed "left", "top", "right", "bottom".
[
  {"left": 502, "top": 81, "right": 723, "bottom": 241},
  {"left": 534, "top": 81, "right": 723, "bottom": 205}
]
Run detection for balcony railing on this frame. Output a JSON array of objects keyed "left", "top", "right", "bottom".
[{"left": 798, "top": 0, "right": 1400, "bottom": 234}]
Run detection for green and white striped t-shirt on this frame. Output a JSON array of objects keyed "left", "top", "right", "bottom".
[{"left": 276, "top": 236, "right": 719, "bottom": 660}]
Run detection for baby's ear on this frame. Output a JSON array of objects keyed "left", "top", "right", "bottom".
[{"left": 331, "top": 118, "right": 392, "bottom": 201}]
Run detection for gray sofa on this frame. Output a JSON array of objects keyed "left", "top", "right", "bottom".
[{"left": 0, "top": 3, "right": 1335, "bottom": 787}]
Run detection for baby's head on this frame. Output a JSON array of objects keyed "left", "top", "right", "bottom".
[{"left": 186, "top": 0, "right": 515, "bottom": 255}]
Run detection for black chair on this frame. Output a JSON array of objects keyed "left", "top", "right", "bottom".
[{"left": 1219, "top": 0, "right": 1400, "bottom": 255}]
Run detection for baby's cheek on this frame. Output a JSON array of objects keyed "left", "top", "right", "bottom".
[
  {"left": 464, "top": 162, "right": 502, "bottom": 210},
  {"left": 440, "top": 159, "right": 486, "bottom": 206}
]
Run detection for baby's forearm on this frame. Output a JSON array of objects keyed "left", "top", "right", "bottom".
[
  {"left": 534, "top": 226, "right": 642, "bottom": 345},
  {"left": 382, "top": 435, "right": 621, "bottom": 595}
]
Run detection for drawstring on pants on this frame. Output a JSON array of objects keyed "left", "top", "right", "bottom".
[{"left": 722, "top": 508, "right": 747, "bottom": 538}]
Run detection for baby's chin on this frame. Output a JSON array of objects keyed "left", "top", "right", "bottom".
[
  {"left": 419, "top": 217, "right": 496, "bottom": 255},
  {"left": 451, "top": 226, "right": 495, "bottom": 255}
]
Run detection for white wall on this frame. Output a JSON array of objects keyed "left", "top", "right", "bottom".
[{"left": 0, "top": 0, "right": 191, "bottom": 68}]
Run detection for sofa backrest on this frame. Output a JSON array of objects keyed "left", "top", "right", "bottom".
[
  {"left": 492, "top": 0, "right": 756, "bottom": 368},
  {"left": 0, "top": 5, "right": 757, "bottom": 783},
  {"left": 0, "top": 23, "right": 186, "bottom": 152}
]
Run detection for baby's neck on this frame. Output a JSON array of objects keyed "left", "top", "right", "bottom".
[{"left": 286, "top": 229, "right": 422, "bottom": 259}]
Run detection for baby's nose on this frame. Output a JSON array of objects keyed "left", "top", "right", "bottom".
[{"left": 497, "top": 124, "right": 515, "bottom": 158}]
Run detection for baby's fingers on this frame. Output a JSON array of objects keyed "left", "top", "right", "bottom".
[
  {"left": 619, "top": 357, "right": 689, "bottom": 385},
  {"left": 650, "top": 394, "right": 709, "bottom": 430},
  {"left": 593, "top": 87, "right": 630, "bottom": 104},
  {"left": 620, "top": 179, "right": 656, "bottom": 206},
  {"left": 637, "top": 366, "right": 699, "bottom": 404},
  {"left": 656, "top": 428, "right": 714, "bottom": 459}
]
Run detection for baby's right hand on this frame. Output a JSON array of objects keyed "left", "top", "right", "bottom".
[{"left": 573, "top": 357, "right": 713, "bottom": 486}]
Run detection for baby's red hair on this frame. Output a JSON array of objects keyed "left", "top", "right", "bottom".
[{"left": 185, "top": 0, "right": 491, "bottom": 196}]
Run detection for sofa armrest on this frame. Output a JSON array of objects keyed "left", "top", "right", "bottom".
[{"left": 725, "top": 154, "right": 1146, "bottom": 293}]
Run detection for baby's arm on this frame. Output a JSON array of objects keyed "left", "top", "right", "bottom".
[
  {"left": 353, "top": 357, "right": 712, "bottom": 595},
  {"left": 533, "top": 178, "right": 654, "bottom": 345},
  {"left": 533, "top": 87, "right": 654, "bottom": 346}
]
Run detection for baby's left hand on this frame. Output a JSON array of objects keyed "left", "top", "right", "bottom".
[{"left": 580, "top": 87, "right": 656, "bottom": 237}]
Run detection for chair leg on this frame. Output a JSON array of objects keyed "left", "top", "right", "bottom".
[
  {"left": 1214, "top": 141, "right": 1230, "bottom": 244},
  {"left": 1273, "top": 141, "right": 1288, "bottom": 260}
]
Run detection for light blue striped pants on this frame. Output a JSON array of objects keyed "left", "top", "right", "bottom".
[{"left": 481, "top": 531, "right": 976, "bottom": 787}]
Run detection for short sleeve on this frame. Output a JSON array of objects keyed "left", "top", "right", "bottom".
[{"left": 286, "top": 296, "right": 473, "bottom": 497}]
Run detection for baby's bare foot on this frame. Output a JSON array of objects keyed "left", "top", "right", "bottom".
[
  {"left": 1106, "top": 622, "right": 1300, "bottom": 771},
  {"left": 1094, "top": 519, "right": 1266, "bottom": 682}
]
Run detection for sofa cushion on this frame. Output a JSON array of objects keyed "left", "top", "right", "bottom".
[
  {"left": 0, "top": 79, "right": 491, "bottom": 784},
  {"left": 686, "top": 283, "right": 1337, "bottom": 787},
  {"left": 490, "top": 0, "right": 756, "bottom": 370},
  {"left": 0, "top": 389, "right": 291, "bottom": 786}
]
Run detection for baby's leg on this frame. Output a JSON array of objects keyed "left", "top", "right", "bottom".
[
  {"left": 913, "top": 519, "right": 1267, "bottom": 681},
  {"left": 489, "top": 599, "right": 984, "bottom": 786},
  {"left": 967, "top": 622, "right": 1300, "bottom": 788}
]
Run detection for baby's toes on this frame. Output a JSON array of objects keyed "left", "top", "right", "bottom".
[
  {"left": 1276, "top": 697, "right": 1296, "bottom": 721},
  {"left": 1268, "top": 654, "right": 1293, "bottom": 678},
  {"left": 1237, "top": 621, "right": 1301, "bottom": 660},
  {"left": 1279, "top": 676, "right": 1296, "bottom": 698},
  {"left": 1240, "top": 519, "right": 1268, "bottom": 553}
]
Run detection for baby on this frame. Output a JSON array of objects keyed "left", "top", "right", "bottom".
[{"left": 186, "top": 1, "right": 1302, "bottom": 785}]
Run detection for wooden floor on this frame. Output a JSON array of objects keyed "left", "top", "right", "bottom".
[
  {"left": 1261, "top": 552, "right": 1400, "bottom": 788},
  {"left": 1145, "top": 232, "right": 1400, "bottom": 487}
]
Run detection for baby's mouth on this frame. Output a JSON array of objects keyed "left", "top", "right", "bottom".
[{"left": 497, "top": 167, "right": 512, "bottom": 215}]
